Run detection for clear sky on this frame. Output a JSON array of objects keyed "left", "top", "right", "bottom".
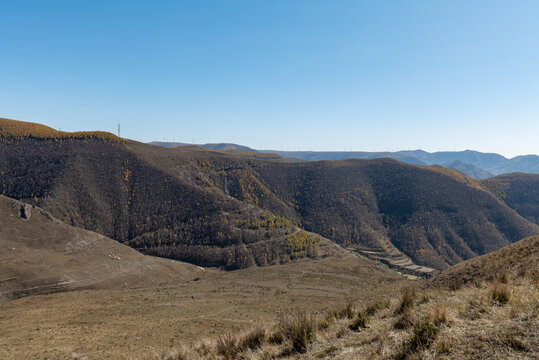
[{"left": 1, "top": 1, "right": 538, "bottom": 157}]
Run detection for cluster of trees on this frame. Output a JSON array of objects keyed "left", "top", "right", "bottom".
[{"left": 286, "top": 231, "right": 319, "bottom": 259}]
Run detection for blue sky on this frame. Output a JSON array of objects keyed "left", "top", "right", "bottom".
[{"left": 1, "top": 1, "right": 538, "bottom": 157}]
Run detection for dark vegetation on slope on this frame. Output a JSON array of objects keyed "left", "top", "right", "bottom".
[
  {"left": 248, "top": 160, "right": 538, "bottom": 269},
  {"left": 1, "top": 118, "right": 538, "bottom": 271},
  {"left": 481, "top": 173, "right": 539, "bottom": 225},
  {"left": 0, "top": 119, "right": 314, "bottom": 269}
]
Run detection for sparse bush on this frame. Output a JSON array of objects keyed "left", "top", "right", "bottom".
[
  {"left": 491, "top": 284, "right": 511, "bottom": 305},
  {"left": 349, "top": 311, "right": 368, "bottom": 331}
]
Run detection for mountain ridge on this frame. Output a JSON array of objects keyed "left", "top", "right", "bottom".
[{"left": 149, "top": 141, "right": 539, "bottom": 178}]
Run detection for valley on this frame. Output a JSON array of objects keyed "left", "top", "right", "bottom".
[{"left": 0, "top": 118, "right": 537, "bottom": 359}]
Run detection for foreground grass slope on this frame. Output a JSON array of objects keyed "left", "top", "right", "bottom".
[
  {"left": 152, "top": 235, "right": 539, "bottom": 360},
  {"left": 0, "top": 253, "right": 402, "bottom": 359}
]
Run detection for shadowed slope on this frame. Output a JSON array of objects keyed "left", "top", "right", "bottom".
[{"left": 481, "top": 173, "right": 539, "bottom": 225}]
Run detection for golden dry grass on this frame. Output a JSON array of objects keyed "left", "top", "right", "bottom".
[
  {"left": 146, "top": 273, "right": 537, "bottom": 359},
  {"left": 0, "top": 117, "right": 123, "bottom": 142}
]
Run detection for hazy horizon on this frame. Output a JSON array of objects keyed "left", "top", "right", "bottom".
[{"left": 2, "top": 1, "right": 538, "bottom": 158}]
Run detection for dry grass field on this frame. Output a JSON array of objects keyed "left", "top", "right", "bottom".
[{"left": 0, "top": 254, "right": 403, "bottom": 359}]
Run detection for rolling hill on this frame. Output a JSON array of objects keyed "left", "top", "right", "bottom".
[
  {"left": 0, "top": 195, "right": 201, "bottom": 302},
  {"left": 427, "top": 233, "right": 538, "bottom": 288},
  {"left": 1, "top": 117, "right": 538, "bottom": 273}
]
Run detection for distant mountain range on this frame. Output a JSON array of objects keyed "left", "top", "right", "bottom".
[{"left": 149, "top": 142, "right": 539, "bottom": 179}]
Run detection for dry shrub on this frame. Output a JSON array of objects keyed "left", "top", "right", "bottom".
[
  {"left": 490, "top": 284, "right": 511, "bottom": 305},
  {"left": 394, "top": 289, "right": 416, "bottom": 316}
]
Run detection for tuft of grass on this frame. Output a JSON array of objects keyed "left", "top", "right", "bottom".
[
  {"left": 428, "top": 303, "right": 447, "bottom": 326},
  {"left": 393, "top": 309, "right": 415, "bottom": 330},
  {"left": 502, "top": 332, "right": 529, "bottom": 352},
  {"left": 490, "top": 284, "right": 511, "bottom": 306},
  {"left": 460, "top": 296, "right": 488, "bottom": 320},
  {"left": 215, "top": 334, "right": 238, "bottom": 359},
  {"left": 267, "top": 330, "right": 284, "bottom": 345},
  {"left": 349, "top": 311, "right": 368, "bottom": 331},
  {"left": 394, "top": 319, "right": 439, "bottom": 359},
  {"left": 279, "top": 311, "right": 316, "bottom": 354},
  {"left": 365, "top": 300, "right": 389, "bottom": 316},
  {"left": 410, "top": 319, "right": 438, "bottom": 350},
  {"left": 238, "top": 326, "right": 266, "bottom": 351},
  {"left": 418, "top": 293, "right": 430, "bottom": 304},
  {"left": 329, "top": 302, "right": 355, "bottom": 320},
  {"left": 394, "top": 289, "right": 415, "bottom": 316},
  {"left": 317, "top": 317, "right": 332, "bottom": 331}
]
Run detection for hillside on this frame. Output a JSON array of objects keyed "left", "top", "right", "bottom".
[
  {"left": 427, "top": 234, "right": 538, "bottom": 289},
  {"left": 443, "top": 160, "right": 494, "bottom": 180},
  {"left": 1, "top": 118, "right": 538, "bottom": 272},
  {"left": 0, "top": 245, "right": 403, "bottom": 359},
  {"left": 0, "top": 195, "right": 200, "bottom": 302},
  {"left": 481, "top": 173, "right": 539, "bottom": 225},
  {"left": 146, "top": 238, "right": 538, "bottom": 359},
  {"left": 249, "top": 159, "right": 538, "bottom": 270}
]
